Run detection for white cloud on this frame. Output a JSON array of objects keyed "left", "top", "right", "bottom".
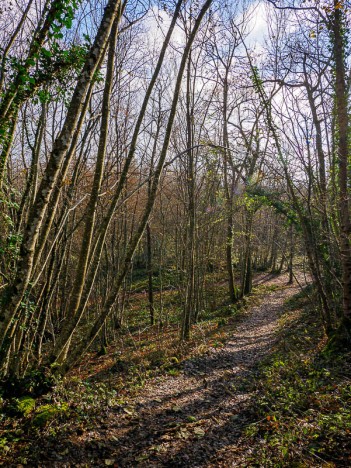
[{"left": 244, "top": 0, "right": 271, "bottom": 48}]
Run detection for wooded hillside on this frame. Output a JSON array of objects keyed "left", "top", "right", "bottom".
[{"left": 0, "top": 0, "right": 350, "bottom": 465}]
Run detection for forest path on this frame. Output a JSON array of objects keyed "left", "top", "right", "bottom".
[{"left": 29, "top": 273, "right": 306, "bottom": 467}]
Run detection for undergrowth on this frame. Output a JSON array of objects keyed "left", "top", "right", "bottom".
[
  {"left": 244, "top": 286, "right": 351, "bottom": 467},
  {"left": 0, "top": 273, "right": 271, "bottom": 464}
]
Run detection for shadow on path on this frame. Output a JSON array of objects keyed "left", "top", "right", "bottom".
[{"left": 21, "top": 274, "right": 304, "bottom": 467}]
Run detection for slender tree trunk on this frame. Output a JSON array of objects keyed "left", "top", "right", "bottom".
[
  {"left": 288, "top": 225, "right": 294, "bottom": 284},
  {"left": 182, "top": 49, "right": 196, "bottom": 341},
  {"left": 146, "top": 223, "right": 155, "bottom": 326},
  {"left": 223, "top": 69, "right": 237, "bottom": 302},
  {"left": 332, "top": 3, "right": 351, "bottom": 338}
]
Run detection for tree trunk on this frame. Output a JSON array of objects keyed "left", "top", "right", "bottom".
[{"left": 332, "top": 3, "right": 351, "bottom": 339}]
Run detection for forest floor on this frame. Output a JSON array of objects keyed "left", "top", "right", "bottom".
[{"left": 2, "top": 272, "right": 351, "bottom": 467}]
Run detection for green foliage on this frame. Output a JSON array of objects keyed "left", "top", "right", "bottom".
[
  {"left": 0, "top": 233, "right": 22, "bottom": 260},
  {"left": 246, "top": 186, "right": 299, "bottom": 227},
  {"left": 16, "top": 396, "right": 36, "bottom": 417},
  {"left": 250, "top": 65, "right": 264, "bottom": 95},
  {"left": 0, "top": 0, "right": 86, "bottom": 142},
  {"left": 0, "top": 193, "right": 21, "bottom": 269},
  {"left": 0, "top": 437, "right": 10, "bottom": 455},
  {"left": 242, "top": 191, "right": 262, "bottom": 213},
  {"left": 167, "top": 368, "right": 180, "bottom": 376},
  {"left": 30, "top": 42, "right": 89, "bottom": 105},
  {"left": 32, "top": 402, "right": 69, "bottom": 427},
  {"left": 187, "top": 415, "right": 197, "bottom": 423}
]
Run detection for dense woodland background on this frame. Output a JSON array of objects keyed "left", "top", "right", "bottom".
[{"left": 0, "top": 0, "right": 350, "bottom": 384}]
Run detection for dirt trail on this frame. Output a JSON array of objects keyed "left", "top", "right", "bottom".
[{"left": 30, "top": 273, "right": 305, "bottom": 467}]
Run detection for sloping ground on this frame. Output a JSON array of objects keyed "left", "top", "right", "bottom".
[{"left": 18, "top": 273, "right": 305, "bottom": 467}]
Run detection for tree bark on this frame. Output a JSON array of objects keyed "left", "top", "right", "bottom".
[{"left": 332, "top": 3, "right": 351, "bottom": 338}]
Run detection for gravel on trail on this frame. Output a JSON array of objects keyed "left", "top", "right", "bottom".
[{"left": 25, "top": 273, "right": 306, "bottom": 467}]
